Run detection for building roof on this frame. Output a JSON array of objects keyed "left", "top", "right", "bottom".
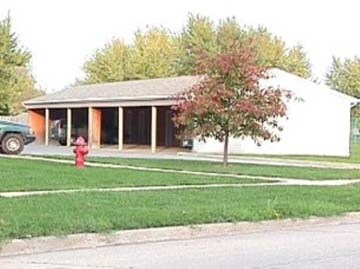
[
  {"left": 264, "top": 68, "right": 359, "bottom": 105},
  {"left": 24, "top": 75, "right": 199, "bottom": 106},
  {"left": 24, "top": 69, "right": 359, "bottom": 108}
]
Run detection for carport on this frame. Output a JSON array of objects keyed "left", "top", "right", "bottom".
[{"left": 24, "top": 76, "right": 196, "bottom": 153}]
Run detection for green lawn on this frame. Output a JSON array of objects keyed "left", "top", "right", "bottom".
[
  {"left": 0, "top": 185, "right": 359, "bottom": 242},
  {"left": 22, "top": 154, "right": 360, "bottom": 180},
  {"left": 84, "top": 156, "right": 360, "bottom": 180},
  {"left": 0, "top": 158, "right": 265, "bottom": 192}
]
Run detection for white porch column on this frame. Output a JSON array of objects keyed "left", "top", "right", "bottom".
[
  {"left": 118, "top": 106, "right": 124, "bottom": 151},
  {"left": 151, "top": 106, "right": 157, "bottom": 153},
  {"left": 66, "top": 108, "right": 72, "bottom": 147},
  {"left": 88, "top": 107, "right": 93, "bottom": 148},
  {"left": 45, "top": 108, "right": 49, "bottom": 146}
]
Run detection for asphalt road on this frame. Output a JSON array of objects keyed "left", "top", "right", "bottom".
[{"left": 1, "top": 220, "right": 360, "bottom": 269}]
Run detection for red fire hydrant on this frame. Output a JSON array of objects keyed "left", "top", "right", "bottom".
[{"left": 73, "top": 136, "right": 89, "bottom": 168}]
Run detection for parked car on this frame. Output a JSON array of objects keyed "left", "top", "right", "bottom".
[
  {"left": 50, "top": 119, "right": 67, "bottom": 145},
  {"left": 0, "top": 120, "right": 36, "bottom": 154},
  {"left": 51, "top": 119, "right": 88, "bottom": 146}
]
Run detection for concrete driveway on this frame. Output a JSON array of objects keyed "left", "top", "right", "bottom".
[
  {"left": 22, "top": 143, "right": 185, "bottom": 159},
  {"left": 22, "top": 143, "right": 360, "bottom": 169}
]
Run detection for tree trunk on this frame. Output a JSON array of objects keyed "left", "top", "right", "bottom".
[{"left": 223, "top": 132, "right": 229, "bottom": 167}]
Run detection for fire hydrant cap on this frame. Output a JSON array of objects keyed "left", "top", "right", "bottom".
[{"left": 74, "top": 136, "right": 87, "bottom": 146}]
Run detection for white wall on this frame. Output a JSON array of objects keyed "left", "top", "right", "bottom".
[{"left": 193, "top": 70, "right": 354, "bottom": 157}]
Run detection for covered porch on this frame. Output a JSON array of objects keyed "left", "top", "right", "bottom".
[
  {"left": 28, "top": 105, "right": 183, "bottom": 153},
  {"left": 24, "top": 75, "right": 197, "bottom": 153}
]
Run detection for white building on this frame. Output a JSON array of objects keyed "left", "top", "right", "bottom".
[
  {"left": 193, "top": 69, "right": 359, "bottom": 156},
  {"left": 25, "top": 68, "right": 358, "bottom": 157}
]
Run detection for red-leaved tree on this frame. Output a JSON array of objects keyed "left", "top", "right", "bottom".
[{"left": 172, "top": 45, "right": 291, "bottom": 166}]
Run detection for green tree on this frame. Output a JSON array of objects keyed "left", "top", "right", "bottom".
[
  {"left": 5, "top": 67, "right": 42, "bottom": 115},
  {"left": 176, "top": 14, "right": 217, "bottom": 75},
  {"left": 283, "top": 44, "right": 312, "bottom": 78},
  {"left": 216, "top": 17, "right": 246, "bottom": 52},
  {"left": 244, "top": 27, "right": 312, "bottom": 78},
  {"left": 326, "top": 56, "right": 360, "bottom": 97},
  {"left": 0, "top": 15, "right": 40, "bottom": 115},
  {"left": 83, "top": 39, "right": 131, "bottom": 83},
  {"left": 81, "top": 14, "right": 312, "bottom": 84},
  {"left": 177, "top": 15, "right": 312, "bottom": 78},
  {"left": 130, "top": 27, "right": 179, "bottom": 79},
  {"left": 83, "top": 28, "right": 179, "bottom": 82}
]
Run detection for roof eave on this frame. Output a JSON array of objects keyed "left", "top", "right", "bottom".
[
  {"left": 24, "top": 95, "right": 177, "bottom": 108},
  {"left": 350, "top": 99, "right": 360, "bottom": 107}
]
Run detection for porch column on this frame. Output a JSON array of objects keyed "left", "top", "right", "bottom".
[
  {"left": 45, "top": 108, "right": 49, "bottom": 146},
  {"left": 118, "top": 106, "right": 123, "bottom": 151},
  {"left": 88, "top": 107, "right": 93, "bottom": 148},
  {"left": 66, "top": 108, "right": 72, "bottom": 147},
  {"left": 151, "top": 106, "right": 157, "bottom": 153}
]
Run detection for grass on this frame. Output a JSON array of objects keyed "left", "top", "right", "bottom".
[
  {"left": 0, "top": 158, "right": 265, "bottom": 192},
  {"left": 23, "top": 154, "right": 360, "bottom": 180},
  {"left": 83, "top": 156, "right": 360, "bottom": 180},
  {"left": 0, "top": 185, "right": 359, "bottom": 242}
]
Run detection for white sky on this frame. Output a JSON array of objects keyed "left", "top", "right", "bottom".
[{"left": 1, "top": 0, "right": 359, "bottom": 92}]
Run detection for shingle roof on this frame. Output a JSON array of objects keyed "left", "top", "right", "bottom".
[
  {"left": 24, "top": 76, "right": 199, "bottom": 105},
  {"left": 24, "top": 69, "right": 359, "bottom": 107}
]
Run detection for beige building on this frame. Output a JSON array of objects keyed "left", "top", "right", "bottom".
[{"left": 24, "top": 76, "right": 197, "bottom": 153}]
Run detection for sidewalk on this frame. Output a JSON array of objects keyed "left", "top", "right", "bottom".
[
  {"left": 1, "top": 213, "right": 360, "bottom": 258},
  {"left": 1, "top": 178, "right": 359, "bottom": 198},
  {"left": 178, "top": 152, "right": 360, "bottom": 169}
]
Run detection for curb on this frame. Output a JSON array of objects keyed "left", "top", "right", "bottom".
[{"left": 1, "top": 213, "right": 360, "bottom": 257}]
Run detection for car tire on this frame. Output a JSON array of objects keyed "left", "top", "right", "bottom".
[
  {"left": 1, "top": 133, "right": 25, "bottom": 155},
  {"left": 59, "top": 139, "right": 67, "bottom": 146}
]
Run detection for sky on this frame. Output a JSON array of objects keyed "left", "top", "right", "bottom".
[{"left": 1, "top": 0, "right": 359, "bottom": 92}]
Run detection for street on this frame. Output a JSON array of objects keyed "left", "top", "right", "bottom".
[{"left": 1, "top": 220, "right": 360, "bottom": 268}]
